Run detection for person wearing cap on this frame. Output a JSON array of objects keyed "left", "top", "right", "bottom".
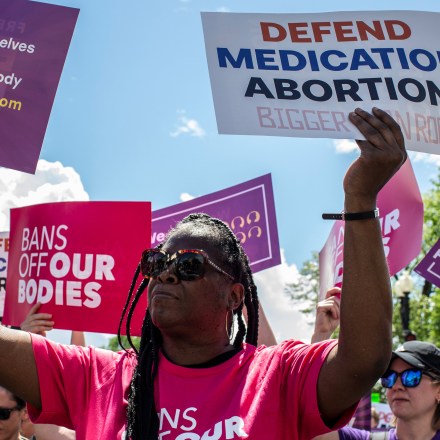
[{"left": 313, "top": 290, "right": 440, "bottom": 440}]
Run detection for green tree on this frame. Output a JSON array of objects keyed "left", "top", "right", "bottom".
[
  {"left": 106, "top": 335, "right": 140, "bottom": 352},
  {"left": 284, "top": 251, "right": 320, "bottom": 325}
]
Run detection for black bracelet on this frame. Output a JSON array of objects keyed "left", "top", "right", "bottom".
[{"left": 322, "top": 208, "right": 379, "bottom": 221}]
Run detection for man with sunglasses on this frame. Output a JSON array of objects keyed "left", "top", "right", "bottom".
[
  {"left": 0, "top": 108, "right": 407, "bottom": 439},
  {"left": 0, "top": 386, "right": 28, "bottom": 440}
]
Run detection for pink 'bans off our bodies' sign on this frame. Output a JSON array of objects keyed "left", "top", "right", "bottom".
[
  {"left": 319, "top": 159, "right": 424, "bottom": 299},
  {"left": 0, "top": 0, "right": 79, "bottom": 174},
  {"left": 3, "top": 202, "right": 151, "bottom": 334}
]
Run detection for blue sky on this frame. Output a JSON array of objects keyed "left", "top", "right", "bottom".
[{"left": 1, "top": 0, "right": 440, "bottom": 346}]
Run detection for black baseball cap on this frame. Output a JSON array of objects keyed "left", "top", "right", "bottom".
[{"left": 391, "top": 341, "right": 440, "bottom": 377}]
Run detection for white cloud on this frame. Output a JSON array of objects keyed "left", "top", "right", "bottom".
[
  {"left": 170, "top": 113, "right": 206, "bottom": 138},
  {"left": 180, "top": 192, "right": 195, "bottom": 202},
  {"left": 409, "top": 150, "right": 440, "bottom": 166},
  {"left": 333, "top": 139, "right": 358, "bottom": 154},
  {"left": 0, "top": 159, "right": 89, "bottom": 231},
  {"left": 216, "top": 7, "right": 230, "bottom": 12},
  {"left": 254, "top": 249, "right": 314, "bottom": 343}
]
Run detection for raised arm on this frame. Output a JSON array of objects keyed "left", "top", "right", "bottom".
[{"left": 317, "top": 107, "right": 406, "bottom": 424}]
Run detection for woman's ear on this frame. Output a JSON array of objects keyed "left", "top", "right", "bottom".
[{"left": 229, "top": 283, "right": 245, "bottom": 310}]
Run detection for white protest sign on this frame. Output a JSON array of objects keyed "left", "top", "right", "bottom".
[{"left": 202, "top": 10, "right": 440, "bottom": 155}]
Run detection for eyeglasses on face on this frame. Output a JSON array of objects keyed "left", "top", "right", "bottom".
[
  {"left": 140, "top": 249, "right": 235, "bottom": 282},
  {"left": 381, "top": 368, "right": 427, "bottom": 388},
  {"left": 0, "top": 407, "right": 20, "bottom": 420}
]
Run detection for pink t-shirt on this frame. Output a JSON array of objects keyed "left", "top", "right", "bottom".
[{"left": 28, "top": 335, "right": 353, "bottom": 440}]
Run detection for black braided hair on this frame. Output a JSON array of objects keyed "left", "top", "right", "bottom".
[{"left": 119, "top": 213, "right": 260, "bottom": 440}]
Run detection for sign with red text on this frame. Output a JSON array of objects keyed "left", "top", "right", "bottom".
[
  {"left": 202, "top": 11, "right": 440, "bottom": 155},
  {"left": 0, "top": 0, "right": 79, "bottom": 173},
  {"left": 0, "top": 232, "right": 9, "bottom": 319},
  {"left": 319, "top": 159, "right": 423, "bottom": 299},
  {"left": 414, "top": 238, "right": 440, "bottom": 288},
  {"left": 3, "top": 202, "right": 151, "bottom": 334},
  {"left": 372, "top": 402, "right": 393, "bottom": 430},
  {"left": 152, "top": 174, "right": 280, "bottom": 273}
]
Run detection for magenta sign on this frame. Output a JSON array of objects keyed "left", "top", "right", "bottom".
[
  {"left": 0, "top": 0, "right": 79, "bottom": 174},
  {"left": 414, "top": 239, "right": 440, "bottom": 289},
  {"left": 3, "top": 201, "right": 151, "bottom": 334},
  {"left": 152, "top": 174, "right": 281, "bottom": 273},
  {"left": 319, "top": 159, "right": 424, "bottom": 299}
]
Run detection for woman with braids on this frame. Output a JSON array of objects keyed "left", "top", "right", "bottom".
[{"left": 0, "top": 108, "right": 407, "bottom": 440}]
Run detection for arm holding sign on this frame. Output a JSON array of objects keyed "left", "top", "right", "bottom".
[{"left": 317, "top": 107, "right": 406, "bottom": 424}]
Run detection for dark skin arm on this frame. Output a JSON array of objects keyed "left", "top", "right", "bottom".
[
  {"left": 317, "top": 107, "right": 406, "bottom": 424},
  {"left": 0, "top": 326, "right": 40, "bottom": 408}
]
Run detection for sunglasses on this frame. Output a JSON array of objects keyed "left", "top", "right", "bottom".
[
  {"left": 0, "top": 407, "right": 20, "bottom": 420},
  {"left": 140, "top": 249, "right": 235, "bottom": 282},
  {"left": 381, "top": 368, "right": 428, "bottom": 388}
]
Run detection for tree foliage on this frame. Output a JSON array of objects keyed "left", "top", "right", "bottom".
[
  {"left": 284, "top": 251, "right": 320, "bottom": 325},
  {"left": 106, "top": 335, "right": 140, "bottom": 352}
]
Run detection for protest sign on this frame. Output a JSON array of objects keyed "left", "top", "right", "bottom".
[
  {"left": 152, "top": 174, "right": 280, "bottom": 273},
  {"left": 372, "top": 402, "right": 393, "bottom": 430},
  {"left": 414, "top": 238, "right": 440, "bottom": 288},
  {"left": 202, "top": 10, "right": 440, "bottom": 155},
  {"left": 0, "top": 232, "right": 8, "bottom": 319},
  {"left": 319, "top": 159, "right": 423, "bottom": 299},
  {"left": 0, "top": 0, "right": 79, "bottom": 173},
  {"left": 3, "top": 202, "right": 151, "bottom": 334}
]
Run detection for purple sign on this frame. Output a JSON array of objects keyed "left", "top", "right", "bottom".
[
  {"left": 0, "top": 0, "right": 79, "bottom": 174},
  {"left": 414, "top": 238, "right": 440, "bottom": 288},
  {"left": 152, "top": 174, "right": 281, "bottom": 273}
]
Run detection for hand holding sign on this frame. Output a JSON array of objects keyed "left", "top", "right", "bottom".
[
  {"left": 344, "top": 107, "right": 407, "bottom": 210},
  {"left": 20, "top": 302, "right": 54, "bottom": 337},
  {"left": 311, "top": 286, "right": 341, "bottom": 344}
]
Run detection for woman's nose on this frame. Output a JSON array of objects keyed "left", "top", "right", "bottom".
[{"left": 156, "top": 265, "right": 179, "bottom": 284}]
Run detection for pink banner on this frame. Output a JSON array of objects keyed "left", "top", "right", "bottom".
[
  {"left": 319, "top": 159, "right": 424, "bottom": 299},
  {"left": 414, "top": 238, "right": 440, "bottom": 289},
  {"left": 3, "top": 202, "right": 151, "bottom": 335},
  {"left": 152, "top": 174, "right": 281, "bottom": 273}
]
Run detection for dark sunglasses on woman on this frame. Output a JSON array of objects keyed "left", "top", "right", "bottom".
[
  {"left": 0, "top": 406, "right": 20, "bottom": 420},
  {"left": 140, "top": 249, "right": 235, "bottom": 282},
  {"left": 380, "top": 368, "right": 436, "bottom": 388}
]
